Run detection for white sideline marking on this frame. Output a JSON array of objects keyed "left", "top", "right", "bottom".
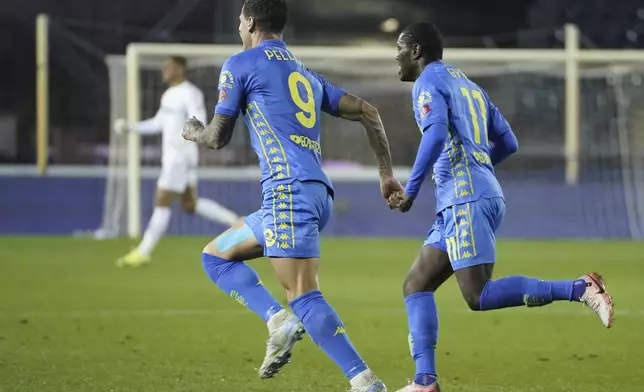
[{"left": 0, "top": 307, "right": 640, "bottom": 319}]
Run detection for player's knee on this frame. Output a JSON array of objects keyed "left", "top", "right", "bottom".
[
  {"left": 403, "top": 274, "right": 425, "bottom": 297},
  {"left": 181, "top": 199, "right": 197, "bottom": 213},
  {"left": 462, "top": 291, "right": 483, "bottom": 311},
  {"left": 203, "top": 238, "right": 226, "bottom": 258},
  {"left": 203, "top": 223, "right": 256, "bottom": 261},
  {"left": 155, "top": 191, "right": 175, "bottom": 207}
]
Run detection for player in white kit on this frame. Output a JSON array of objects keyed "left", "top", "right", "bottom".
[{"left": 115, "top": 56, "right": 239, "bottom": 267}]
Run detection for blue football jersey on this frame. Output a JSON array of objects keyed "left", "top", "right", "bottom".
[
  {"left": 412, "top": 61, "right": 510, "bottom": 213},
  {"left": 214, "top": 40, "right": 346, "bottom": 194}
]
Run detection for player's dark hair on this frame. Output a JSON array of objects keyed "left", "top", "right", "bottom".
[
  {"left": 400, "top": 22, "right": 443, "bottom": 61},
  {"left": 169, "top": 56, "right": 187, "bottom": 69},
  {"left": 242, "top": 0, "right": 288, "bottom": 34}
]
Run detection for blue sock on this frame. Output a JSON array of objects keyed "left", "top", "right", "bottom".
[
  {"left": 290, "top": 290, "right": 367, "bottom": 380},
  {"left": 405, "top": 292, "right": 438, "bottom": 386},
  {"left": 480, "top": 276, "right": 586, "bottom": 310},
  {"left": 202, "top": 253, "right": 283, "bottom": 322}
]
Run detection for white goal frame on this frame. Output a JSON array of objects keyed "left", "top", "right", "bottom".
[{"left": 123, "top": 24, "right": 644, "bottom": 238}]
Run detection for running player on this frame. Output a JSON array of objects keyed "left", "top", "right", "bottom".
[
  {"left": 181, "top": 1, "right": 400, "bottom": 391},
  {"left": 391, "top": 22, "right": 614, "bottom": 392},
  {"left": 115, "top": 56, "right": 239, "bottom": 267}
]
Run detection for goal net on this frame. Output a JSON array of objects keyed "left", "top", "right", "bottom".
[{"left": 96, "top": 44, "right": 644, "bottom": 240}]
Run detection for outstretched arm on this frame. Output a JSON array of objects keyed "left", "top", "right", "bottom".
[
  {"left": 336, "top": 93, "right": 394, "bottom": 178},
  {"left": 181, "top": 114, "right": 236, "bottom": 150}
]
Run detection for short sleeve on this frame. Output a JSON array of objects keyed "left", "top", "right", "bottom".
[
  {"left": 311, "top": 71, "right": 347, "bottom": 117},
  {"left": 214, "top": 56, "right": 248, "bottom": 118},
  {"left": 412, "top": 80, "right": 448, "bottom": 133}
]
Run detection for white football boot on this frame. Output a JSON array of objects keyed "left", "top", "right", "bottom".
[
  {"left": 578, "top": 273, "right": 614, "bottom": 328},
  {"left": 395, "top": 381, "right": 441, "bottom": 392},
  {"left": 347, "top": 370, "right": 387, "bottom": 392},
  {"left": 258, "top": 309, "right": 305, "bottom": 378}
]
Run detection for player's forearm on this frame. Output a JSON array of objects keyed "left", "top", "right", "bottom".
[
  {"left": 359, "top": 103, "right": 394, "bottom": 177},
  {"left": 489, "top": 129, "right": 518, "bottom": 166},
  {"left": 196, "top": 114, "right": 236, "bottom": 150},
  {"left": 134, "top": 118, "right": 162, "bottom": 135},
  {"left": 405, "top": 123, "right": 448, "bottom": 197}
]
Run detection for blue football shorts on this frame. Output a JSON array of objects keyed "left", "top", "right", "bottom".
[
  {"left": 423, "top": 197, "right": 506, "bottom": 270},
  {"left": 244, "top": 180, "right": 333, "bottom": 259}
]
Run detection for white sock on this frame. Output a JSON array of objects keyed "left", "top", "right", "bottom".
[
  {"left": 350, "top": 368, "right": 375, "bottom": 388},
  {"left": 137, "top": 207, "right": 171, "bottom": 257},
  {"left": 195, "top": 198, "right": 239, "bottom": 225}
]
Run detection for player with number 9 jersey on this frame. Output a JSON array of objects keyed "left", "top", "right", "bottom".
[
  {"left": 214, "top": 40, "right": 344, "bottom": 258},
  {"left": 183, "top": 2, "right": 400, "bottom": 389}
]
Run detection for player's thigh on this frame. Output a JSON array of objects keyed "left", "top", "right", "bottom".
[
  {"left": 269, "top": 257, "right": 320, "bottom": 302},
  {"left": 203, "top": 211, "right": 263, "bottom": 261},
  {"left": 442, "top": 198, "right": 503, "bottom": 272},
  {"left": 261, "top": 181, "right": 330, "bottom": 299},
  {"left": 454, "top": 263, "right": 494, "bottom": 310},
  {"left": 404, "top": 246, "right": 453, "bottom": 296},
  {"left": 448, "top": 197, "right": 505, "bottom": 309},
  {"left": 180, "top": 186, "right": 198, "bottom": 213},
  {"left": 262, "top": 180, "right": 330, "bottom": 260},
  {"left": 157, "top": 159, "right": 190, "bottom": 196},
  {"left": 404, "top": 217, "right": 453, "bottom": 296}
]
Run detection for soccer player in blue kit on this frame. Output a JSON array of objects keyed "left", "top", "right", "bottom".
[
  {"left": 390, "top": 23, "right": 615, "bottom": 392},
  {"left": 181, "top": 1, "right": 401, "bottom": 391}
]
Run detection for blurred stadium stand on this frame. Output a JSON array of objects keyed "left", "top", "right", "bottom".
[{"left": 1, "top": 0, "right": 644, "bottom": 238}]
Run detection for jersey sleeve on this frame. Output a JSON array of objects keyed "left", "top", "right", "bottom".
[
  {"left": 186, "top": 88, "right": 207, "bottom": 124},
  {"left": 311, "top": 71, "right": 347, "bottom": 117},
  {"left": 214, "top": 55, "right": 248, "bottom": 118},
  {"left": 412, "top": 80, "right": 448, "bottom": 133}
]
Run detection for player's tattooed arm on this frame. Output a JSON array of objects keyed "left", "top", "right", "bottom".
[
  {"left": 337, "top": 94, "right": 394, "bottom": 177},
  {"left": 337, "top": 93, "right": 403, "bottom": 207},
  {"left": 182, "top": 115, "right": 236, "bottom": 150}
]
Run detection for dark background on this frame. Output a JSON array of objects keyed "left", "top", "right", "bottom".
[{"left": 2, "top": 0, "right": 643, "bottom": 163}]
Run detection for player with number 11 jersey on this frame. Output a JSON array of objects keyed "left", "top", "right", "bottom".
[{"left": 391, "top": 22, "right": 614, "bottom": 392}]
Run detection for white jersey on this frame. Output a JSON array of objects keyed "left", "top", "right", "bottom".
[{"left": 136, "top": 80, "right": 207, "bottom": 163}]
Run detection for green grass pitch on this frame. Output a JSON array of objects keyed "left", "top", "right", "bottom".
[{"left": 1, "top": 237, "right": 643, "bottom": 391}]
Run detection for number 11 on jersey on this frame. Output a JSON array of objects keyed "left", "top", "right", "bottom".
[{"left": 460, "top": 88, "right": 488, "bottom": 145}]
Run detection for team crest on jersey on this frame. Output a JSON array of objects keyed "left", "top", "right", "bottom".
[
  {"left": 219, "top": 70, "right": 234, "bottom": 89},
  {"left": 218, "top": 89, "right": 228, "bottom": 102}
]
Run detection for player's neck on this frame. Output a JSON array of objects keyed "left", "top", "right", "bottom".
[
  {"left": 251, "top": 32, "right": 283, "bottom": 48},
  {"left": 168, "top": 78, "right": 185, "bottom": 87},
  {"left": 416, "top": 58, "right": 440, "bottom": 79}
]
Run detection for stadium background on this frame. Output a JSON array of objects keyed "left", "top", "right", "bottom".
[{"left": 2, "top": 0, "right": 644, "bottom": 238}]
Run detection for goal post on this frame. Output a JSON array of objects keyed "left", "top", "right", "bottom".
[{"left": 114, "top": 24, "right": 644, "bottom": 239}]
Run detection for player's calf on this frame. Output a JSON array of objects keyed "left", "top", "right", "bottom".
[
  {"left": 272, "top": 257, "right": 384, "bottom": 390},
  {"left": 456, "top": 264, "right": 612, "bottom": 318},
  {"left": 201, "top": 219, "right": 283, "bottom": 323}
]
